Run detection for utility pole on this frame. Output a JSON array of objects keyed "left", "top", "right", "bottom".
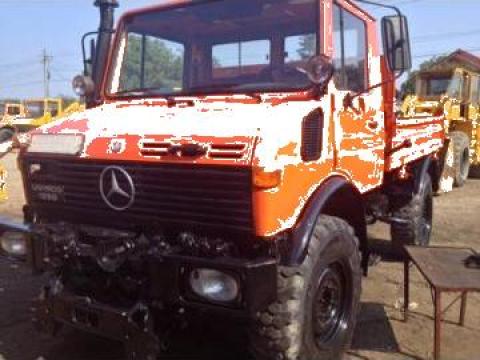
[{"left": 42, "top": 49, "right": 53, "bottom": 99}]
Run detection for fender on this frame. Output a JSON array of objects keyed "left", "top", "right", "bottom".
[
  {"left": 413, "top": 154, "right": 441, "bottom": 194},
  {"left": 281, "top": 176, "right": 368, "bottom": 273}
]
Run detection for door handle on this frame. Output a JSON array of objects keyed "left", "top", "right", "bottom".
[{"left": 367, "top": 120, "right": 379, "bottom": 130}]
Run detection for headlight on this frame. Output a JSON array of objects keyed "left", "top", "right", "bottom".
[
  {"left": 189, "top": 268, "right": 240, "bottom": 303},
  {"left": 27, "top": 134, "right": 84, "bottom": 155},
  {"left": 0, "top": 231, "right": 27, "bottom": 257},
  {"left": 72, "top": 75, "right": 95, "bottom": 97}
]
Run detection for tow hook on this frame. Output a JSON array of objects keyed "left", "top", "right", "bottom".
[{"left": 125, "top": 303, "right": 161, "bottom": 360}]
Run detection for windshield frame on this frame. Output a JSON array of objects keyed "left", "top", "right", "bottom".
[{"left": 103, "top": 0, "right": 322, "bottom": 100}]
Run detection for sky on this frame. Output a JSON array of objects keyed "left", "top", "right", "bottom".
[{"left": 0, "top": 0, "right": 479, "bottom": 100}]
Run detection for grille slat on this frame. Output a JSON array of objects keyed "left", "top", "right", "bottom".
[{"left": 24, "top": 158, "right": 253, "bottom": 232}]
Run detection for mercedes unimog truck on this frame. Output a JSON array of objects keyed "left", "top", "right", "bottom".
[{"left": 0, "top": 0, "right": 446, "bottom": 359}]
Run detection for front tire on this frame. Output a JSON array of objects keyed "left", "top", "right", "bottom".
[
  {"left": 249, "top": 215, "right": 362, "bottom": 360},
  {"left": 391, "top": 174, "right": 433, "bottom": 255},
  {"left": 450, "top": 131, "right": 470, "bottom": 187}
]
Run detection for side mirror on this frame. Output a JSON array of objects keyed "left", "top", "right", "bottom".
[
  {"left": 297, "top": 55, "right": 335, "bottom": 87},
  {"left": 382, "top": 15, "right": 412, "bottom": 73},
  {"left": 72, "top": 75, "right": 95, "bottom": 97}
]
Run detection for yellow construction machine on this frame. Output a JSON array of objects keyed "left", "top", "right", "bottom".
[
  {"left": 1, "top": 103, "right": 25, "bottom": 119},
  {"left": 402, "top": 57, "right": 480, "bottom": 186},
  {"left": 0, "top": 98, "right": 84, "bottom": 143}
]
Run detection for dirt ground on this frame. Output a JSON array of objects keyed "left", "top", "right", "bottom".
[{"left": 0, "top": 151, "right": 479, "bottom": 360}]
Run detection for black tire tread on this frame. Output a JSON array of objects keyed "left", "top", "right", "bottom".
[
  {"left": 391, "top": 175, "right": 433, "bottom": 254},
  {"left": 0, "top": 128, "right": 14, "bottom": 144},
  {"left": 250, "top": 216, "right": 361, "bottom": 360},
  {"left": 469, "top": 164, "right": 480, "bottom": 179},
  {"left": 450, "top": 131, "right": 470, "bottom": 187}
]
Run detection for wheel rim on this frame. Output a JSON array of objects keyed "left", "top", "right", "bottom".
[{"left": 313, "top": 264, "right": 349, "bottom": 346}]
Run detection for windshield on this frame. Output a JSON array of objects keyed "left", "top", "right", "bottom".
[
  {"left": 108, "top": 0, "right": 319, "bottom": 97},
  {"left": 424, "top": 77, "right": 451, "bottom": 97},
  {"left": 25, "top": 101, "right": 45, "bottom": 118},
  {"left": 446, "top": 73, "right": 464, "bottom": 100}
]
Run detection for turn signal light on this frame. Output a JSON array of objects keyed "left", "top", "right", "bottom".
[{"left": 253, "top": 167, "right": 282, "bottom": 189}]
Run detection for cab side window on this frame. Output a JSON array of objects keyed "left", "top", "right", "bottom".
[{"left": 333, "top": 4, "right": 367, "bottom": 92}]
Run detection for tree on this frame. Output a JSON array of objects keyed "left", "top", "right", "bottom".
[
  {"left": 119, "top": 34, "right": 184, "bottom": 92},
  {"left": 297, "top": 34, "right": 316, "bottom": 60}
]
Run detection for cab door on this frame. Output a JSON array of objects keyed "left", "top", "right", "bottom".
[{"left": 331, "top": 1, "right": 385, "bottom": 193}]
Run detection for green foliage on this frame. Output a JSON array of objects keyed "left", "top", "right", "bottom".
[
  {"left": 119, "top": 34, "right": 184, "bottom": 92},
  {"left": 297, "top": 34, "right": 316, "bottom": 60}
]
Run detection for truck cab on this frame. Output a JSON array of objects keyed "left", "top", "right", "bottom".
[{"left": 0, "top": 1, "right": 445, "bottom": 359}]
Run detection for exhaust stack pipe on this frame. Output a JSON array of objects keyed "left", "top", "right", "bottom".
[{"left": 92, "top": 0, "right": 119, "bottom": 101}]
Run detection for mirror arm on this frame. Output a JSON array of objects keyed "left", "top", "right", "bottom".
[
  {"left": 81, "top": 30, "right": 114, "bottom": 76},
  {"left": 352, "top": 0, "right": 403, "bottom": 19},
  {"left": 81, "top": 31, "right": 99, "bottom": 76},
  {"left": 353, "top": 0, "right": 407, "bottom": 78},
  {"left": 347, "top": 75, "right": 398, "bottom": 104}
]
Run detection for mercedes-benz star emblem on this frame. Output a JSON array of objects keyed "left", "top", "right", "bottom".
[{"left": 100, "top": 166, "right": 135, "bottom": 211}]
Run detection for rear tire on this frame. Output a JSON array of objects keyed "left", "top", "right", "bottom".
[
  {"left": 391, "top": 174, "right": 433, "bottom": 255},
  {"left": 450, "top": 131, "right": 470, "bottom": 187},
  {"left": 469, "top": 165, "right": 480, "bottom": 179},
  {"left": 0, "top": 128, "right": 14, "bottom": 143},
  {"left": 249, "top": 215, "right": 362, "bottom": 360}
]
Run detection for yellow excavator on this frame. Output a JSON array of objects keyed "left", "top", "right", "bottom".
[
  {"left": 0, "top": 103, "right": 25, "bottom": 120},
  {"left": 402, "top": 62, "right": 480, "bottom": 187},
  {"left": 0, "top": 98, "right": 84, "bottom": 143}
]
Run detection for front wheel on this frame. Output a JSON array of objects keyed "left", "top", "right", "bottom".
[{"left": 249, "top": 215, "right": 362, "bottom": 360}]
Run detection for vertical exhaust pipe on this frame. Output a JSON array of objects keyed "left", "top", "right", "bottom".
[{"left": 92, "top": 0, "right": 119, "bottom": 102}]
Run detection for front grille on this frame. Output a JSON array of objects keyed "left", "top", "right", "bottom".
[
  {"left": 139, "top": 140, "right": 248, "bottom": 160},
  {"left": 22, "top": 157, "right": 253, "bottom": 233}
]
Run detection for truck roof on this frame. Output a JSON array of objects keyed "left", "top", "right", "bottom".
[{"left": 120, "top": 0, "right": 376, "bottom": 23}]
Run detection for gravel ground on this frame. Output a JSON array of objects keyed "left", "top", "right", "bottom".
[{"left": 0, "top": 152, "right": 479, "bottom": 360}]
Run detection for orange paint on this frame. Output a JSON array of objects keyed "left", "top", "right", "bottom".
[{"left": 276, "top": 142, "right": 298, "bottom": 157}]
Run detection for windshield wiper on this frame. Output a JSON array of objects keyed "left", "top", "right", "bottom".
[
  {"left": 113, "top": 87, "right": 166, "bottom": 97},
  {"left": 188, "top": 84, "right": 262, "bottom": 102}
]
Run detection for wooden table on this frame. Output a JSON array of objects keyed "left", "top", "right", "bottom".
[{"left": 404, "top": 246, "right": 480, "bottom": 360}]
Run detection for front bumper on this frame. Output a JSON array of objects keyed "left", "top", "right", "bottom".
[
  {"left": 0, "top": 219, "right": 278, "bottom": 343},
  {"left": 32, "top": 290, "right": 162, "bottom": 359}
]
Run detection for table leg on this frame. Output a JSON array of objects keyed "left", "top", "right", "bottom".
[
  {"left": 434, "top": 289, "right": 441, "bottom": 360},
  {"left": 404, "top": 259, "right": 410, "bottom": 321},
  {"left": 459, "top": 292, "right": 467, "bottom": 326}
]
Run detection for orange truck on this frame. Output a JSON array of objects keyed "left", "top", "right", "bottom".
[{"left": 0, "top": 0, "right": 446, "bottom": 359}]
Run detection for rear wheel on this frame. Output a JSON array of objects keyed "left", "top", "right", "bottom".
[
  {"left": 391, "top": 174, "right": 433, "bottom": 255},
  {"left": 469, "top": 165, "right": 480, "bottom": 179},
  {"left": 249, "top": 215, "right": 361, "bottom": 360},
  {"left": 450, "top": 131, "right": 470, "bottom": 187},
  {"left": 0, "top": 127, "right": 14, "bottom": 143}
]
